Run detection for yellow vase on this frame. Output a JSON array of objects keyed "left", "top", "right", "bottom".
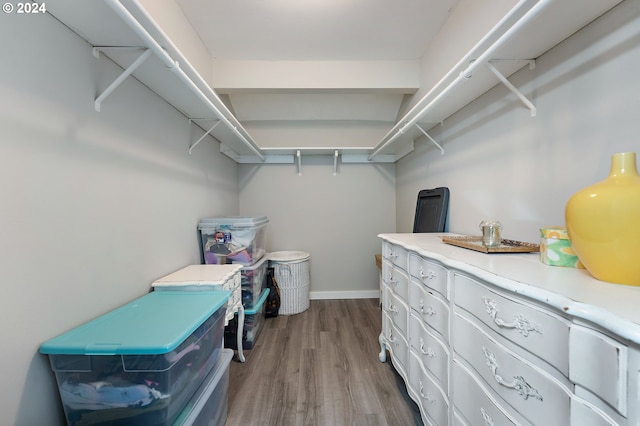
[{"left": 565, "top": 152, "right": 640, "bottom": 286}]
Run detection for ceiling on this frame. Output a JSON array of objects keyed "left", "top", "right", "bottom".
[
  {"left": 175, "top": 0, "right": 459, "bottom": 61},
  {"left": 173, "top": 0, "right": 461, "bottom": 149}
]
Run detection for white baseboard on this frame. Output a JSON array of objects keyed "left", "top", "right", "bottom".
[{"left": 309, "top": 290, "right": 380, "bottom": 300}]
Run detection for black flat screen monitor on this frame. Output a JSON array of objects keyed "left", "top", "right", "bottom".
[{"left": 413, "top": 187, "right": 450, "bottom": 233}]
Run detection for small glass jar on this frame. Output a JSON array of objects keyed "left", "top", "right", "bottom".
[{"left": 480, "top": 220, "right": 502, "bottom": 247}]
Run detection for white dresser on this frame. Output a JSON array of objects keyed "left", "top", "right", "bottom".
[
  {"left": 378, "top": 233, "right": 640, "bottom": 426},
  {"left": 152, "top": 264, "right": 246, "bottom": 362}
]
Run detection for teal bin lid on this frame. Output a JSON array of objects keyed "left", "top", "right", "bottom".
[
  {"left": 40, "top": 291, "right": 231, "bottom": 356},
  {"left": 245, "top": 288, "right": 270, "bottom": 315}
]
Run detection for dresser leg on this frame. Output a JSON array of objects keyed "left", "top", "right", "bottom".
[
  {"left": 378, "top": 332, "right": 387, "bottom": 362},
  {"left": 237, "top": 305, "right": 245, "bottom": 363}
]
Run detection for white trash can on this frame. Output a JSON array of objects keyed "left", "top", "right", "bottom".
[{"left": 269, "top": 251, "right": 310, "bottom": 315}]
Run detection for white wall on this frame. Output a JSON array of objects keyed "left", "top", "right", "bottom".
[
  {"left": 396, "top": 0, "right": 640, "bottom": 244},
  {"left": 0, "top": 12, "right": 238, "bottom": 426},
  {"left": 239, "top": 157, "right": 396, "bottom": 298}
]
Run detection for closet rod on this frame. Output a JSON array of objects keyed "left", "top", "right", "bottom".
[
  {"left": 104, "top": 0, "right": 265, "bottom": 161},
  {"left": 368, "top": 0, "right": 544, "bottom": 161}
]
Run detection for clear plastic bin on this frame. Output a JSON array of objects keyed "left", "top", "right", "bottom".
[
  {"left": 198, "top": 216, "right": 268, "bottom": 266},
  {"left": 172, "top": 349, "right": 232, "bottom": 426},
  {"left": 224, "top": 288, "right": 269, "bottom": 350},
  {"left": 40, "top": 291, "right": 230, "bottom": 426},
  {"left": 240, "top": 255, "right": 268, "bottom": 309}
]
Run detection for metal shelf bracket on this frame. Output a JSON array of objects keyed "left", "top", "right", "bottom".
[
  {"left": 333, "top": 150, "right": 339, "bottom": 176},
  {"left": 415, "top": 124, "right": 445, "bottom": 155},
  {"left": 94, "top": 48, "right": 152, "bottom": 112},
  {"left": 486, "top": 60, "right": 537, "bottom": 117},
  {"left": 188, "top": 119, "right": 221, "bottom": 154},
  {"left": 297, "top": 150, "right": 302, "bottom": 176}
]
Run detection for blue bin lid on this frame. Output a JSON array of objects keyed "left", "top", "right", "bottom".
[
  {"left": 40, "top": 291, "right": 231, "bottom": 356},
  {"left": 245, "top": 288, "right": 270, "bottom": 315}
]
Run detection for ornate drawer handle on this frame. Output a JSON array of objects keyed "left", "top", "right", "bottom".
[
  {"left": 419, "top": 299, "right": 436, "bottom": 316},
  {"left": 387, "top": 303, "right": 398, "bottom": 315},
  {"left": 388, "top": 332, "right": 400, "bottom": 349},
  {"left": 482, "top": 347, "right": 543, "bottom": 401},
  {"left": 481, "top": 297, "right": 542, "bottom": 337},
  {"left": 480, "top": 408, "right": 495, "bottom": 426},
  {"left": 418, "top": 379, "right": 436, "bottom": 403},
  {"left": 388, "top": 250, "right": 399, "bottom": 260},
  {"left": 387, "top": 330, "right": 396, "bottom": 343},
  {"left": 419, "top": 338, "right": 436, "bottom": 358},
  {"left": 419, "top": 267, "right": 437, "bottom": 280},
  {"left": 387, "top": 273, "right": 398, "bottom": 285}
]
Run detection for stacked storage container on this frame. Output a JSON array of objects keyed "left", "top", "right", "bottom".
[
  {"left": 197, "top": 216, "right": 270, "bottom": 351},
  {"left": 197, "top": 216, "right": 268, "bottom": 266},
  {"left": 39, "top": 291, "right": 230, "bottom": 426},
  {"left": 172, "top": 349, "right": 233, "bottom": 426},
  {"left": 224, "top": 288, "right": 270, "bottom": 350},
  {"left": 239, "top": 255, "right": 268, "bottom": 309}
]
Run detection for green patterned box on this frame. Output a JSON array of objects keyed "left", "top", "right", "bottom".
[{"left": 540, "top": 226, "right": 584, "bottom": 268}]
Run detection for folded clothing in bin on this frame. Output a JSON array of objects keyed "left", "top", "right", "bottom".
[{"left": 40, "top": 291, "right": 231, "bottom": 426}]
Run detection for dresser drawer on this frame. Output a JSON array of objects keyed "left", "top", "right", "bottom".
[
  {"left": 408, "top": 253, "right": 448, "bottom": 298},
  {"left": 383, "top": 241, "right": 408, "bottom": 271},
  {"left": 453, "top": 360, "right": 527, "bottom": 426},
  {"left": 384, "top": 316, "right": 409, "bottom": 379},
  {"left": 382, "top": 259, "right": 409, "bottom": 302},
  {"left": 409, "top": 280, "right": 450, "bottom": 343},
  {"left": 454, "top": 273, "right": 570, "bottom": 376},
  {"left": 569, "top": 325, "right": 628, "bottom": 416},
  {"left": 571, "top": 397, "right": 618, "bottom": 426},
  {"left": 409, "top": 351, "right": 449, "bottom": 426},
  {"left": 454, "top": 313, "right": 571, "bottom": 426},
  {"left": 384, "top": 286, "right": 409, "bottom": 337},
  {"left": 410, "top": 312, "right": 449, "bottom": 392}
]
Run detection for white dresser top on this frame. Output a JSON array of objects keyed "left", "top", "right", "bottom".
[
  {"left": 379, "top": 233, "right": 640, "bottom": 344},
  {"left": 152, "top": 264, "right": 242, "bottom": 287}
]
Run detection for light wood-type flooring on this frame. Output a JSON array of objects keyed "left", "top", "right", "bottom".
[{"left": 226, "top": 298, "right": 422, "bottom": 426}]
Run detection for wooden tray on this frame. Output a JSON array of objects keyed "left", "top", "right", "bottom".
[{"left": 441, "top": 235, "right": 539, "bottom": 253}]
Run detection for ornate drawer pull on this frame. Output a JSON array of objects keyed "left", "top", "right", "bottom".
[
  {"left": 387, "top": 330, "right": 396, "bottom": 343},
  {"left": 482, "top": 347, "right": 543, "bottom": 401},
  {"left": 387, "top": 303, "right": 398, "bottom": 315},
  {"left": 419, "top": 267, "right": 437, "bottom": 280},
  {"left": 480, "top": 408, "right": 495, "bottom": 426},
  {"left": 419, "top": 299, "right": 436, "bottom": 316},
  {"left": 388, "top": 250, "right": 398, "bottom": 260},
  {"left": 387, "top": 273, "right": 398, "bottom": 286},
  {"left": 418, "top": 379, "right": 436, "bottom": 403},
  {"left": 419, "top": 338, "right": 436, "bottom": 358},
  {"left": 481, "top": 297, "right": 542, "bottom": 337}
]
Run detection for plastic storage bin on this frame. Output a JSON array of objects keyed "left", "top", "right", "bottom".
[
  {"left": 40, "top": 291, "right": 230, "bottom": 426},
  {"left": 172, "top": 349, "right": 232, "bottom": 426},
  {"left": 224, "top": 288, "right": 269, "bottom": 350},
  {"left": 240, "top": 255, "right": 268, "bottom": 309},
  {"left": 198, "top": 216, "right": 268, "bottom": 266}
]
